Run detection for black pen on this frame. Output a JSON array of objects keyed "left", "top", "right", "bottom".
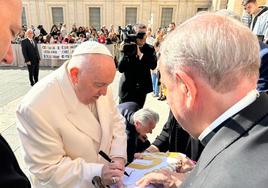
[{"left": 98, "top": 150, "right": 130, "bottom": 177}]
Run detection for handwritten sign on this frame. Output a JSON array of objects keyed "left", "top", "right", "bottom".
[{"left": 41, "top": 44, "right": 78, "bottom": 60}]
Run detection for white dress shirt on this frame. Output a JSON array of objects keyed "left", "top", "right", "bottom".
[{"left": 199, "top": 90, "right": 259, "bottom": 141}]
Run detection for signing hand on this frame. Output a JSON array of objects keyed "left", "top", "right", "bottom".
[{"left": 101, "top": 161, "right": 124, "bottom": 187}]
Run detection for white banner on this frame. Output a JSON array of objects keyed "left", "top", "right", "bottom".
[{"left": 41, "top": 44, "right": 78, "bottom": 60}]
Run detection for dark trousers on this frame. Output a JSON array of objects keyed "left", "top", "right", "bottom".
[{"left": 27, "top": 63, "right": 39, "bottom": 86}]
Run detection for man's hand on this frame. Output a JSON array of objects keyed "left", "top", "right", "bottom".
[
  {"left": 101, "top": 161, "right": 124, "bottom": 187},
  {"left": 136, "top": 169, "right": 185, "bottom": 188},
  {"left": 176, "top": 157, "right": 196, "bottom": 173},
  {"left": 134, "top": 152, "right": 144, "bottom": 159},
  {"left": 111, "top": 157, "right": 125, "bottom": 168},
  {"left": 26, "top": 61, "right": 31, "bottom": 65}
]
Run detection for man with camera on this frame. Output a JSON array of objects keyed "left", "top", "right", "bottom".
[{"left": 118, "top": 23, "right": 157, "bottom": 108}]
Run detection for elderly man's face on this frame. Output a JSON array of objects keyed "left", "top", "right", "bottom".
[
  {"left": 0, "top": 1, "right": 22, "bottom": 64},
  {"left": 159, "top": 60, "right": 187, "bottom": 126},
  {"left": 73, "top": 54, "right": 116, "bottom": 105},
  {"left": 136, "top": 121, "right": 156, "bottom": 137},
  {"left": 26, "top": 30, "right": 34, "bottom": 39}
]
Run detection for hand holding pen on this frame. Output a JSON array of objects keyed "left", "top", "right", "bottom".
[{"left": 98, "top": 150, "right": 128, "bottom": 187}]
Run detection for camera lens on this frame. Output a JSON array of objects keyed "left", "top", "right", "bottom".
[{"left": 137, "top": 32, "right": 146, "bottom": 39}]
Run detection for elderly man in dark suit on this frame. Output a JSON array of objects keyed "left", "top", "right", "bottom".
[
  {"left": 0, "top": 0, "right": 31, "bottom": 187},
  {"left": 21, "top": 28, "right": 40, "bottom": 86},
  {"left": 118, "top": 102, "right": 159, "bottom": 162},
  {"left": 137, "top": 13, "right": 268, "bottom": 188}
]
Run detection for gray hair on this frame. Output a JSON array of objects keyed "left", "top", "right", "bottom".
[
  {"left": 160, "top": 13, "right": 260, "bottom": 92},
  {"left": 215, "top": 9, "right": 241, "bottom": 21},
  {"left": 25, "top": 29, "right": 33, "bottom": 37},
  {"left": 133, "top": 108, "right": 159, "bottom": 126}
]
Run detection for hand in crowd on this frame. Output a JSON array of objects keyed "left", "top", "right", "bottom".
[
  {"left": 175, "top": 156, "right": 196, "bottom": 173},
  {"left": 134, "top": 153, "right": 196, "bottom": 187},
  {"left": 136, "top": 169, "right": 186, "bottom": 188},
  {"left": 101, "top": 159, "right": 125, "bottom": 187},
  {"left": 26, "top": 61, "right": 31, "bottom": 65}
]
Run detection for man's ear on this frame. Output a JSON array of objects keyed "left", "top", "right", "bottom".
[
  {"left": 69, "top": 67, "right": 79, "bottom": 85},
  {"left": 134, "top": 121, "right": 142, "bottom": 130},
  {"left": 175, "top": 71, "right": 197, "bottom": 108}
]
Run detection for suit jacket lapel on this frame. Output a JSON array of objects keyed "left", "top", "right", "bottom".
[
  {"left": 196, "top": 93, "right": 268, "bottom": 175},
  {"left": 28, "top": 38, "right": 34, "bottom": 48}
]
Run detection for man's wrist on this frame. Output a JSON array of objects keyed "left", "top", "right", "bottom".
[{"left": 145, "top": 145, "right": 159, "bottom": 153}]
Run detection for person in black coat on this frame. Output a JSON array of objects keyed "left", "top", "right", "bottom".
[
  {"left": 258, "top": 41, "right": 268, "bottom": 92},
  {"left": 118, "top": 102, "right": 159, "bottom": 162},
  {"left": 146, "top": 111, "right": 204, "bottom": 161},
  {"left": 21, "top": 29, "right": 40, "bottom": 86},
  {"left": 0, "top": 0, "right": 31, "bottom": 187},
  {"left": 118, "top": 24, "right": 157, "bottom": 107}
]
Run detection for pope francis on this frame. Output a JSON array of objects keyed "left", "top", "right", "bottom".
[{"left": 16, "top": 41, "right": 127, "bottom": 188}]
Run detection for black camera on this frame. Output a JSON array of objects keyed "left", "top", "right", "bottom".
[{"left": 119, "top": 24, "right": 146, "bottom": 56}]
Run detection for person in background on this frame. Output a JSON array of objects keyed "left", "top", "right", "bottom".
[
  {"left": 146, "top": 27, "right": 155, "bottom": 46},
  {"left": 21, "top": 28, "right": 40, "bottom": 86},
  {"left": 145, "top": 111, "right": 204, "bottom": 162},
  {"left": 118, "top": 23, "right": 157, "bottom": 107},
  {"left": 118, "top": 102, "right": 159, "bottom": 162},
  {"left": 242, "top": 0, "right": 268, "bottom": 40},
  {"left": 60, "top": 24, "right": 68, "bottom": 38}
]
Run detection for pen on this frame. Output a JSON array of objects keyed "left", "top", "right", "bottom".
[{"left": 98, "top": 150, "right": 130, "bottom": 177}]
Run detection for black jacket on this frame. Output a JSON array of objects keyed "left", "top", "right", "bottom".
[
  {"left": 152, "top": 111, "right": 204, "bottom": 161},
  {"left": 181, "top": 93, "right": 268, "bottom": 188},
  {"left": 118, "top": 102, "right": 150, "bottom": 162},
  {"left": 21, "top": 38, "right": 40, "bottom": 64},
  {"left": 0, "top": 135, "right": 31, "bottom": 187},
  {"left": 118, "top": 43, "right": 157, "bottom": 97}
]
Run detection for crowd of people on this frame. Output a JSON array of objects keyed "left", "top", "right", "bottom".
[
  {"left": 1, "top": 0, "right": 268, "bottom": 188},
  {"left": 13, "top": 24, "right": 120, "bottom": 45},
  {"left": 13, "top": 20, "right": 175, "bottom": 100}
]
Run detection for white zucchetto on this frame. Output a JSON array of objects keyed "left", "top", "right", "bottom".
[{"left": 72, "top": 41, "right": 112, "bottom": 57}]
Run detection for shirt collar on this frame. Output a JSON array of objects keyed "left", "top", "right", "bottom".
[{"left": 198, "top": 89, "right": 259, "bottom": 142}]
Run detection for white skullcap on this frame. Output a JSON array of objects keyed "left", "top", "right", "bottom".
[{"left": 72, "top": 41, "right": 112, "bottom": 57}]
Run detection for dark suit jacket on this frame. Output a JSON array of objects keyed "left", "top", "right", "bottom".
[
  {"left": 118, "top": 102, "right": 150, "bottom": 162},
  {"left": 21, "top": 38, "right": 40, "bottom": 64},
  {"left": 152, "top": 111, "right": 203, "bottom": 161},
  {"left": 0, "top": 135, "right": 31, "bottom": 187},
  {"left": 118, "top": 43, "right": 157, "bottom": 98},
  {"left": 258, "top": 41, "right": 268, "bottom": 92},
  {"left": 180, "top": 93, "right": 268, "bottom": 188}
]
